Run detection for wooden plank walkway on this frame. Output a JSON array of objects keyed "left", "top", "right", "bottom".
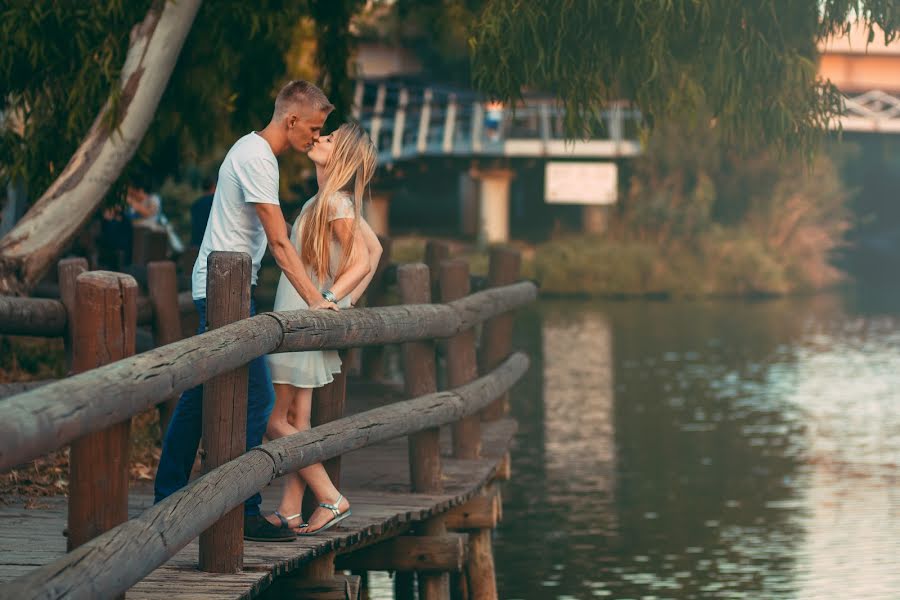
[{"left": 0, "top": 380, "right": 516, "bottom": 598}]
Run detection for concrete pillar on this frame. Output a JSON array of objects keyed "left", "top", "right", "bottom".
[
  {"left": 459, "top": 172, "right": 479, "bottom": 238},
  {"left": 471, "top": 168, "right": 514, "bottom": 245},
  {"left": 365, "top": 190, "right": 391, "bottom": 237},
  {"left": 582, "top": 205, "right": 610, "bottom": 234}
]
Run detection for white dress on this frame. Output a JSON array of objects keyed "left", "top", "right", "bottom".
[{"left": 267, "top": 191, "right": 355, "bottom": 388}]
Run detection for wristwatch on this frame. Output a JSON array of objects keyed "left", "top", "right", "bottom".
[{"left": 321, "top": 289, "right": 337, "bottom": 303}]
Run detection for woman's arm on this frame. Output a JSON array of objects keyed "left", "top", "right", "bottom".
[
  {"left": 347, "top": 218, "right": 383, "bottom": 305},
  {"left": 327, "top": 217, "right": 370, "bottom": 301}
]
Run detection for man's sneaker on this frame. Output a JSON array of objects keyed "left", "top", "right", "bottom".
[{"left": 243, "top": 514, "right": 296, "bottom": 542}]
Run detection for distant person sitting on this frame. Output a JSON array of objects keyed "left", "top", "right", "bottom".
[
  {"left": 190, "top": 176, "right": 217, "bottom": 247},
  {"left": 126, "top": 183, "right": 163, "bottom": 230}
]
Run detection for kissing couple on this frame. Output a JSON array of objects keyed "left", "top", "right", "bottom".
[{"left": 154, "top": 80, "right": 382, "bottom": 542}]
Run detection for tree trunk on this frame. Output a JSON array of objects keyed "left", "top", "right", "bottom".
[{"left": 0, "top": 0, "right": 202, "bottom": 295}]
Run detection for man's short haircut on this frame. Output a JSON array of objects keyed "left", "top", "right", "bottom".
[{"left": 273, "top": 80, "right": 334, "bottom": 120}]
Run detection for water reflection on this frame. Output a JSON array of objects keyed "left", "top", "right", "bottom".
[
  {"left": 542, "top": 311, "right": 617, "bottom": 511},
  {"left": 495, "top": 290, "right": 900, "bottom": 600}
]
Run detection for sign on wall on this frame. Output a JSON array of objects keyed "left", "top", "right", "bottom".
[{"left": 544, "top": 161, "right": 618, "bottom": 205}]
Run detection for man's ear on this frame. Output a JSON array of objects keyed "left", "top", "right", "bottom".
[{"left": 288, "top": 114, "right": 297, "bottom": 129}]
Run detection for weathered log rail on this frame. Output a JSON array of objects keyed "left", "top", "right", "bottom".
[
  {"left": 2, "top": 354, "right": 527, "bottom": 600},
  {"left": 0, "top": 281, "right": 536, "bottom": 471},
  {"left": 0, "top": 286, "right": 194, "bottom": 336},
  {"left": 0, "top": 243, "right": 533, "bottom": 600}
]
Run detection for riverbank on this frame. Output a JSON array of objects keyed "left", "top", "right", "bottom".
[{"left": 389, "top": 232, "right": 847, "bottom": 299}]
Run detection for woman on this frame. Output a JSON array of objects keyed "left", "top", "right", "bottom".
[{"left": 265, "top": 122, "right": 382, "bottom": 535}]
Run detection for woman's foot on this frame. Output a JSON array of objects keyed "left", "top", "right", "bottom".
[
  {"left": 298, "top": 494, "right": 351, "bottom": 535},
  {"left": 265, "top": 510, "right": 303, "bottom": 531}
]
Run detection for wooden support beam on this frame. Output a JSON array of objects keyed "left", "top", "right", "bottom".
[
  {"left": 444, "top": 493, "right": 501, "bottom": 531},
  {"left": 67, "top": 271, "right": 137, "bottom": 555},
  {"left": 265, "top": 573, "right": 359, "bottom": 600},
  {"left": 480, "top": 247, "right": 521, "bottom": 421},
  {"left": 467, "top": 528, "right": 497, "bottom": 600},
  {"left": 335, "top": 534, "right": 468, "bottom": 572},
  {"left": 439, "top": 259, "right": 481, "bottom": 459},
  {"left": 493, "top": 452, "right": 511, "bottom": 482},
  {"left": 300, "top": 552, "right": 336, "bottom": 580},
  {"left": 199, "top": 251, "right": 251, "bottom": 573},
  {"left": 147, "top": 260, "right": 182, "bottom": 438}
]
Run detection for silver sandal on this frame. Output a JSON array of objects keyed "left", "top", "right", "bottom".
[
  {"left": 273, "top": 510, "right": 302, "bottom": 530},
  {"left": 297, "top": 493, "right": 351, "bottom": 536}
]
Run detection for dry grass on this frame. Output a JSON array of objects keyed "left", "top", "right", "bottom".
[{"left": 0, "top": 336, "right": 162, "bottom": 504}]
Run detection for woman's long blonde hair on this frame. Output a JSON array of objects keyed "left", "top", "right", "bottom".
[{"left": 299, "top": 122, "right": 377, "bottom": 283}]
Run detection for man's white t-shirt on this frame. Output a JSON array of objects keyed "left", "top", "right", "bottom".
[{"left": 192, "top": 132, "right": 280, "bottom": 300}]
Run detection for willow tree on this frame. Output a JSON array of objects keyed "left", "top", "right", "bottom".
[
  {"left": 1, "top": 0, "right": 897, "bottom": 294},
  {"left": 469, "top": 1, "right": 896, "bottom": 150}
]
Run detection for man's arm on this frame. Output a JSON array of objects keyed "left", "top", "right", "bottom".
[
  {"left": 254, "top": 203, "right": 337, "bottom": 311},
  {"left": 347, "top": 218, "right": 383, "bottom": 305}
]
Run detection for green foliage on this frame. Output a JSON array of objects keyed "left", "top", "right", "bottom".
[
  {"left": 0, "top": 1, "right": 361, "bottom": 203},
  {"left": 533, "top": 114, "right": 852, "bottom": 298},
  {"left": 390, "top": 0, "right": 488, "bottom": 85},
  {"left": 469, "top": 1, "right": 898, "bottom": 153},
  {"left": 0, "top": 1, "right": 150, "bottom": 190},
  {"left": 310, "top": 0, "right": 366, "bottom": 127}
]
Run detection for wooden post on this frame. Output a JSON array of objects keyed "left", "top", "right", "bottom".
[
  {"left": 467, "top": 528, "right": 497, "bottom": 600},
  {"left": 439, "top": 259, "right": 481, "bottom": 459},
  {"left": 425, "top": 240, "right": 451, "bottom": 301},
  {"left": 147, "top": 261, "right": 183, "bottom": 437},
  {"left": 479, "top": 247, "right": 521, "bottom": 420},
  {"left": 67, "top": 271, "right": 137, "bottom": 553},
  {"left": 442, "top": 257, "right": 497, "bottom": 600},
  {"left": 199, "top": 251, "right": 251, "bottom": 573},
  {"left": 302, "top": 365, "right": 347, "bottom": 518},
  {"left": 57, "top": 257, "right": 88, "bottom": 370},
  {"left": 398, "top": 263, "right": 449, "bottom": 600},
  {"left": 361, "top": 235, "right": 392, "bottom": 381},
  {"left": 132, "top": 225, "right": 168, "bottom": 266},
  {"left": 398, "top": 264, "right": 442, "bottom": 492}
]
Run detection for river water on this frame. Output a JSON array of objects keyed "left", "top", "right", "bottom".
[
  {"left": 496, "top": 289, "right": 900, "bottom": 600},
  {"left": 365, "top": 288, "right": 900, "bottom": 599}
]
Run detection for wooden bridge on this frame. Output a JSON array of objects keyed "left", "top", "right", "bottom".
[{"left": 0, "top": 238, "right": 534, "bottom": 599}]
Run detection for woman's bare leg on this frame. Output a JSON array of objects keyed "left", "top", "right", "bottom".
[
  {"left": 264, "top": 383, "right": 307, "bottom": 528},
  {"left": 287, "top": 388, "right": 350, "bottom": 532}
]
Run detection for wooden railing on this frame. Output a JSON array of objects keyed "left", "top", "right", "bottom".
[{"left": 0, "top": 242, "right": 536, "bottom": 600}]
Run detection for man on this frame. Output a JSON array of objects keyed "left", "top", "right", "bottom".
[{"left": 154, "top": 80, "right": 338, "bottom": 542}]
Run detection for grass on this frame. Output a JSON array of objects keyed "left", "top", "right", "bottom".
[{"left": 386, "top": 232, "right": 835, "bottom": 299}]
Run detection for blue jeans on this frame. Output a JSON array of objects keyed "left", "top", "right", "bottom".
[{"left": 154, "top": 298, "right": 275, "bottom": 516}]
